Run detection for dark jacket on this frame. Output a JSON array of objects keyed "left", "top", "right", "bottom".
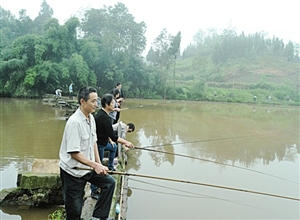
[{"left": 94, "top": 109, "right": 118, "bottom": 146}]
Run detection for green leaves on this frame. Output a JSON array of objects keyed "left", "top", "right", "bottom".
[{"left": 23, "top": 69, "right": 37, "bottom": 88}]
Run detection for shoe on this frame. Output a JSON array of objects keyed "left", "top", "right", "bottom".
[
  {"left": 113, "top": 158, "right": 118, "bottom": 165},
  {"left": 82, "top": 196, "right": 87, "bottom": 206},
  {"left": 91, "top": 192, "right": 99, "bottom": 200},
  {"left": 91, "top": 217, "right": 114, "bottom": 220}
]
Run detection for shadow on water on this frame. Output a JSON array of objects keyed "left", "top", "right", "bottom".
[{"left": 0, "top": 206, "right": 60, "bottom": 220}]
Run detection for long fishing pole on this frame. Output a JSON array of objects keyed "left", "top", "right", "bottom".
[
  {"left": 73, "top": 167, "right": 300, "bottom": 202},
  {"left": 129, "top": 178, "right": 271, "bottom": 212},
  {"left": 133, "top": 146, "right": 298, "bottom": 184},
  {"left": 139, "top": 132, "right": 283, "bottom": 149},
  {"left": 121, "top": 100, "right": 184, "bottom": 111}
]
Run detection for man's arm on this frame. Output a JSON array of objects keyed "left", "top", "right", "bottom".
[
  {"left": 94, "top": 142, "right": 101, "bottom": 163},
  {"left": 70, "top": 152, "right": 108, "bottom": 174},
  {"left": 117, "top": 137, "right": 134, "bottom": 149}
]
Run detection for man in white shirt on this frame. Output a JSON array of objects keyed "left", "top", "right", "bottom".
[{"left": 59, "top": 86, "right": 115, "bottom": 220}]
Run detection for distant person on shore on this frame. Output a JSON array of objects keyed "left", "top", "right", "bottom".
[
  {"left": 59, "top": 86, "right": 115, "bottom": 220},
  {"left": 268, "top": 95, "right": 272, "bottom": 102},
  {"left": 97, "top": 97, "right": 101, "bottom": 109},
  {"left": 55, "top": 89, "right": 62, "bottom": 97},
  {"left": 69, "top": 83, "right": 73, "bottom": 99},
  {"left": 115, "top": 82, "right": 124, "bottom": 122},
  {"left": 109, "top": 88, "right": 121, "bottom": 124}
]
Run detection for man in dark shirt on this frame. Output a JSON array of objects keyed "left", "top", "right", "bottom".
[{"left": 91, "top": 93, "right": 134, "bottom": 199}]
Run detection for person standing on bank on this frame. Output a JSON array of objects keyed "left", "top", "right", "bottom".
[
  {"left": 59, "top": 86, "right": 115, "bottom": 220},
  {"left": 69, "top": 83, "right": 73, "bottom": 99},
  {"left": 109, "top": 88, "right": 122, "bottom": 124},
  {"left": 90, "top": 93, "right": 134, "bottom": 199},
  {"left": 115, "top": 82, "right": 124, "bottom": 122}
]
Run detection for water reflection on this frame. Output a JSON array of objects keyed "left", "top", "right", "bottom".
[
  {"left": 1, "top": 206, "right": 59, "bottom": 220},
  {"left": 120, "top": 101, "right": 299, "bottom": 219},
  {"left": 124, "top": 101, "right": 299, "bottom": 171},
  {"left": 1, "top": 98, "right": 299, "bottom": 219}
]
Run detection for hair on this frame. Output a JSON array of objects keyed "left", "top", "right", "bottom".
[
  {"left": 116, "top": 82, "right": 122, "bottom": 87},
  {"left": 77, "top": 86, "right": 97, "bottom": 105},
  {"left": 127, "top": 123, "right": 135, "bottom": 132},
  {"left": 101, "top": 93, "right": 114, "bottom": 108},
  {"left": 111, "top": 88, "right": 120, "bottom": 98}
]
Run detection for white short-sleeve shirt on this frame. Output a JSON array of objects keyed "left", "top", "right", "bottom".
[
  {"left": 59, "top": 108, "right": 97, "bottom": 177},
  {"left": 112, "top": 121, "right": 127, "bottom": 139}
]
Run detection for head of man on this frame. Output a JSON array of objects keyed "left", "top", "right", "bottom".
[
  {"left": 127, "top": 123, "right": 135, "bottom": 133},
  {"left": 77, "top": 86, "right": 98, "bottom": 115},
  {"left": 116, "top": 82, "right": 122, "bottom": 90},
  {"left": 101, "top": 93, "right": 115, "bottom": 112},
  {"left": 111, "top": 88, "right": 120, "bottom": 98}
]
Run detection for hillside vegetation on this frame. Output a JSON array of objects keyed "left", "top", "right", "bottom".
[
  {"left": 0, "top": 1, "right": 299, "bottom": 105},
  {"left": 174, "top": 54, "right": 299, "bottom": 105}
]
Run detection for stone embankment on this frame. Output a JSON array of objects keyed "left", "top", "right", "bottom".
[
  {"left": 0, "top": 159, "right": 63, "bottom": 208},
  {"left": 42, "top": 94, "right": 78, "bottom": 119},
  {"left": 0, "top": 157, "right": 129, "bottom": 220}
]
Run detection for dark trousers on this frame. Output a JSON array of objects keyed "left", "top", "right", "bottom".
[
  {"left": 60, "top": 168, "right": 115, "bottom": 220},
  {"left": 115, "top": 111, "right": 120, "bottom": 123},
  {"left": 91, "top": 143, "right": 117, "bottom": 194}
]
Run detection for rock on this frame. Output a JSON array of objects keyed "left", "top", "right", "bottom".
[
  {"left": 0, "top": 159, "right": 63, "bottom": 207},
  {"left": 18, "top": 172, "right": 61, "bottom": 189},
  {"left": 30, "top": 159, "right": 60, "bottom": 174}
]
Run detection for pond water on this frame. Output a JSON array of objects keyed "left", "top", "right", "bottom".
[{"left": 0, "top": 98, "right": 299, "bottom": 219}]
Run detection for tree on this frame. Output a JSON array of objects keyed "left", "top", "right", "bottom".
[
  {"left": 80, "top": 2, "right": 147, "bottom": 91},
  {"left": 33, "top": 0, "right": 53, "bottom": 33},
  {"left": 146, "top": 29, "right": 178, "bottom": 98},
  {"left": 43, "top": 17, "right": 80, "bottom": 62},
  {"left": 69, "top": 53, "right": 97, "bottom": 88},
  {"left": 285, "top": 41, "right": 295, "bottom": 61},
  {"left": 16, "top": 9, "right": 33, "bottom": 36},
  {"left": 169, "top": 31, "right": 181, "bottom": 87}
]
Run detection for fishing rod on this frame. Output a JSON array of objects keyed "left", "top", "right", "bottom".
[
  {"left": 129, "top": 178, "right": 270, "bottom": 211},
  {"left": 138, "top": 132, "right": 283, "bottom": 149},
  {"left": 121, "top": 100, "right": 184, "bottom": 111},
  {"left": 72, "top": 167, "right": 300, "bottom": 202},
  {"left": 133, "top": 146, "right": 299, "bottom": 184}
]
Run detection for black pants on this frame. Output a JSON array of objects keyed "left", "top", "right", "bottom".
[{"left": 60, "top": 168, "right": 115, "bottom": 220}]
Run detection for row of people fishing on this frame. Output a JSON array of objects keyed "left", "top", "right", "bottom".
[{"left": 58, "top": 84, "right": 135, "bottom": 220}]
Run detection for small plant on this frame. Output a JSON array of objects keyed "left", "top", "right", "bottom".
[{"left": 48, "top": 208, "right": 66, "bottom": 220}]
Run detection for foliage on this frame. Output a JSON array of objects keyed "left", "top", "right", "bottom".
[
  {"left": 0, "top": 1, "right": 299, "bottom": 106},
  {"left": 48, "top": 208, "right": 66, "bottom": 220}
]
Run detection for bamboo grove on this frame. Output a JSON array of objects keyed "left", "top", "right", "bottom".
[{"left": 1, "top": 0, "right": 299, "bottom": 104}]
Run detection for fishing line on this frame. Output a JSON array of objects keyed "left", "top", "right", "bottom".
[
  {"left": 129, "top": 186, "right": 208, "bottom": 198},
  {"left": 129, "top": 178, "right": 275, "bottom": 212},
  {"left": 110, "top": 171, "right": 300, "bottom": 201},
  {"left": 138, "top": 132, "right": 283, "bottom": 149},
  {"left": 72, "top": 168, "right": 300, "bottom": 201},
  {"left": 131, "top": 178, "right": 214, "bottom": 198},
  {"left": 134, "top": 146, "right": 299, "bottom": 185},
  {"left": 121, "top": 100, "right": 184, "bottom": 110}
]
